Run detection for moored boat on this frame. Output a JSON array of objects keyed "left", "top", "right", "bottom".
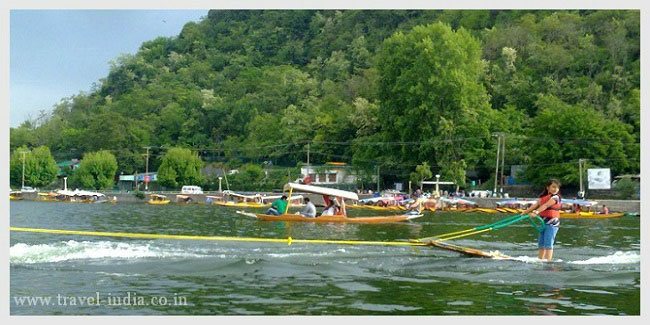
[
  {"left": 147, "top": 194, "right": 170, "bottom": 205},
  {"left": 10, "top": 190, "right": 23, "bottom": 200},
  {"left": 237, "top": 183, "right": 423, "bottom": 223}
]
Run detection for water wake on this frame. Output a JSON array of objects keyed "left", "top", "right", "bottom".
[
  {"left": 10, "top": 240, "right": 210, "bottom": 264},
  {"left": 569, "top": 251, "right": 640, "bottom": 265}
]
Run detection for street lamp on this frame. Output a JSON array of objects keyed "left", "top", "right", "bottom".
[
  {"left": 435, "top": 174, "right": 440, "bottom": 197},
  {"left": 492, "top": 133, "right": 502, "bottom": 197}
]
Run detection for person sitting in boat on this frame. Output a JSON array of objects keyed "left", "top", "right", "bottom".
[
  {"left": 321, "top": 198, "right": 340, "bottom": 216},
  {"left": 266, "top": 195, "right": 287, "bottom": 216},
  {"left": 602, "top": 205, "right": 609, "bottom": 215},
  {"left": 296, "top": 197, "right": 316, "bottom": 218}
]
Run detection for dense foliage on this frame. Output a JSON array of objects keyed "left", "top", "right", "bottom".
[
  {"left": 157, "top": 147, "right": 205, "bottom": 188},
  {"left": 10, "top": 10, "right": 639, "bottom": 189},
  {"left": 9, "top": 146, "right": 59, "bottom": 188},
  {"left": 69, "top": 150, "right": 118, "bottom": 190}
]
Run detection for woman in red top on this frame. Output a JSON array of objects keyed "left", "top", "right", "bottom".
[{"left": 521, "top": 179, "right": 562, "bottom": 261}]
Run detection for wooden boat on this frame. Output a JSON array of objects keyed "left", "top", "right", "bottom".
[
  {"left": 37, "top": 192, "right": 60, "bottom": 201},
  {"left": 215, "top": 193, "right": 305, "bottom": 208},
  {"left": 9, "top": 190, "right": 23, "bottom": 200},
  {"left": 559, "top": 212, "right": 624, "bottom": 219},
  {"left": 55, "top": 189, "right": 107, "bottom": 203},
  {"left": 216, "top": 191, "right": 264, "bottom": 207},
  {"left": 175, "top": 194, "right": 193, "bottom": 203},
  {"left": 237, "top": 210, "right": 423, "bottom": 223},
  {"left": 348, "top": 204, "right": 405, "bottom": 211},
  {"left": 214, "top": 201, "right": 266, "bottom": 208},
  {"left": 558, "top": 199, "right": 622, "bottom": 218},
  {"left": 236, "top": 183, "right": 423, "bottom": 223},
  {"left": 147, "top": 194, "right": 170, "bottom": 205}
]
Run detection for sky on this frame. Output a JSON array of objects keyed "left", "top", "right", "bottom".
[{"left": 10, "top": 9, "right": 207, "bottom": 127}]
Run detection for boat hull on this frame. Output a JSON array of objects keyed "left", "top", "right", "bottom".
[
  {"left": 214, "top": 202, "right": 268, "bottom": 208},
  {"left": 558, "top": 212, "right": 624, "bottom": 219},
  {"left": 147, "top": 200, "right": 170, "bottom": 205},
  {"left": 237, "top": 211, "right": 423, "bottom": 223}
]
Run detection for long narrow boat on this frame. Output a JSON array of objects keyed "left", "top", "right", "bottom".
[
  {"left": 214, "top": 194, "right": 305, "bottom": 208},
  {"left": 237, "top": 210, "right": 422, "bottom": 223},
  {"left": 236, "top": 183, "right": 423, "bottom": 224},
  {"left": 558, "top": 212, "right": 624, "bottom": 219},
  {"left": 9, "top": 190, "right": 23, "bottom": 200}
]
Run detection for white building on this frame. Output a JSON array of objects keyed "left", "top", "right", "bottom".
[{"left": 299, "top": 162, "right": 358, "bottom": 185}]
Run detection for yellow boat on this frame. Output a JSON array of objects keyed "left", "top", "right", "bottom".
[
  {"left": 147, "top": 194, "right": 170, "bottom": 205},
  {"left": 215, "top": 193, "right": 305, "bottom": 208},
  {"left": 559, "top": 212, "right": 624, "bottom": 219},
  {"left": 10, "top": 190, "right": 23, "bottom": 200},
  {"left": 214, "top": 201, "right": 266, "bottom": 208},
  {"left": 37, "top": 192, "right": 59, "bottom": 201}
]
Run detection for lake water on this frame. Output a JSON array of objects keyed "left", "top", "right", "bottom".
[{"left": 10, "top": 200, "right": 640, "bottom": 315}]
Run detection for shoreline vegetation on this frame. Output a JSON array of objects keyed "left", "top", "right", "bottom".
[{"left": 10, "top": 10, "right": 640, "bottom": 199}]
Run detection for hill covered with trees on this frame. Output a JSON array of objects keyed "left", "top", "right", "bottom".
[{"left": 10, "top": 10, "right": 640, "bottom": 190}]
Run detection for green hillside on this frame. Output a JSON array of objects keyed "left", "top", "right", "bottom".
[{"left": 10, "top": 10, "right": 640, "bottom": 189}]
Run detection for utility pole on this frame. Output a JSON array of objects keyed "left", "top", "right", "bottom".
[
  {"left": 222, "top": 168, "right": 230, "bottom": 191},
  {"left": 21, "top": 151, "right": 27, "bottom": 189},
  {"left": 500, "top": 134, "right": 506, "bottom": 193},
  {"left": 143, "top": 147, "right": 151, "bottom": 191},
  {"left": 579, "top": 159, "right": 587, "bottom": 198},
  {"left": 493, "top": 134, "right": 501, "bottom": 196},
  {"left": 306, "top": 142, "right": 310, "bottom": 167}
]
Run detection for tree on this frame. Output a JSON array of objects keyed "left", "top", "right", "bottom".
[
  {"left": 157, "top": 147, "right": 205, "bottom": 189},
  {"left": 410, "top": 162, "right": 433, "bottom": 188},
  {"left": 229, "top": 164, "right": 265, "bottom": 191},
  {"left": 377, "top": 22, "right": 493, "bottom": 179},
  {"left": 70, "top": 150, "right": 118, "bottom": 190},
  {"left": 521, "top": 95, "right": 636, "bottom": 187},
  {"left": 441, "top": 160, "right": 468, "bottom": 193},
  {"left": 9, "top": 146, "right": 59, "bottom": 188}
]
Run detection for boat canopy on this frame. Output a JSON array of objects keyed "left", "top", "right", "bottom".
[
  {"left": 150, "top": 194, "right": 168, "bottom": 199},
  {"left": 441, "top": 197, "right": 477, "bottom": 205},
  {"left": 261, "top": 195, "right": 304, "bottom": 202},
  {"left": 222, "top": 190, "right": 262, "bottom": 199},
  {"left": 283, "top": 183, "right": 359, "bottom": 201},
  {"left": 56, "top": 189, "right": 105, "bottom": 197},
  {"left": 561, "top": 199, "right": 598, "bottom": 206},
  {"left": 359, "top": 197, "right": 382, "bottom": 203},
  {"left": 360, "top": 196, "right": 405, "bottom": 204},
  {"left": 74, "top": 190, "right": 105, "bottom": 197},
  {"left": 496, "top": 199, "right": 537, "bottom": 205}
]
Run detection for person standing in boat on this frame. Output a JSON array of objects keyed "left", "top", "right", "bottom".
[
  {"left": 266, "top": 195, "right": 287, "bottom": 216},
  {"left": 521, "top": 179, "right": 562, "bottom": 261},
  {"left": 297, "top": 197, "right": 317, "bottom": 218}
]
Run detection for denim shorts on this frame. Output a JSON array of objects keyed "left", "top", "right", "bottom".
[{"left": 537, "top": 224, "right": 559, "bottom": 249}]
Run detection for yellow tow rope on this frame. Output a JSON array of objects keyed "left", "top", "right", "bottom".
[
  {"left": 10, "top": 227, "right": 429, "bottom": 247},
  {"left": 416, "top": 228, "right": 494, "bottom": 243}
]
